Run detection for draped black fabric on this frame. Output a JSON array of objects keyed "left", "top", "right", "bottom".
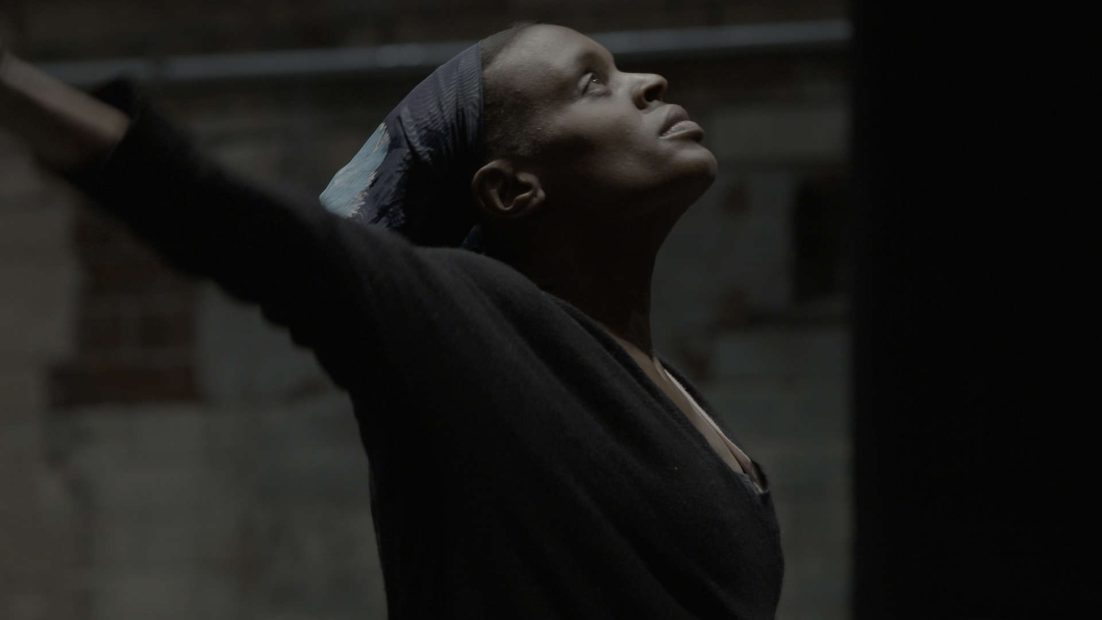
[{"left": 319, "top": 42, "right": 487, "bottom": 250}]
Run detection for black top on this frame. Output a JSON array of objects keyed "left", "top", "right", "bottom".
[{"left": 64, "top": 84, "right": 784, "bottom": 619}]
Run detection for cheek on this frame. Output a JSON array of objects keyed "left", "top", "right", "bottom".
[
  {"left": 553, "top": 141, "right": 670, "bottom": 202},
  {"left": 601, "top": 137, "right": 718, "bottom": 210},
  {"left": 537, "top": 117, "right": 702, "bottom": 200},
  {"left": 603, "top": 134, "right": 685, "bottom": 187},
  {"left": 584, "top": 125, "right": 663, "bottom": 174}
]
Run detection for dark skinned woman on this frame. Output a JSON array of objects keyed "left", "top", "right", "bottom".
[{"left": 0, "top": 22, "right": 783, "bottom": 619}]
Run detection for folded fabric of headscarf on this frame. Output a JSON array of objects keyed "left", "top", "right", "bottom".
[{"left": 319, "top": 42, "right": 487, "bottom": 252}]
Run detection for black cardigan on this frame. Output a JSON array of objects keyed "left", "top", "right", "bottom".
[{"left": 63, "top": 83, "right": 784, "bottom": 619}]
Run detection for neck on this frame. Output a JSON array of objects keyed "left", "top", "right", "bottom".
[
  {"left": 495, "top": 206, "right": 680, "bottom": 358},
  {"left": 545, "top": 242, "right": 658, "bottom": 356}
]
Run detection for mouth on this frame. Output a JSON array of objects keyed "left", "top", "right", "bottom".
[{"left": 659, "top": 105, "right": 704, "bottom": 139}]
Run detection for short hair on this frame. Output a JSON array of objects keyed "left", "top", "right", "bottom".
[{"left": 479, "top": 22, "right": 539, "bottom": 163}]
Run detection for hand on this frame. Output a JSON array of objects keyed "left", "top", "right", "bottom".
[{"left": 0, "top": 46, "right": 129, "bottom": 170}]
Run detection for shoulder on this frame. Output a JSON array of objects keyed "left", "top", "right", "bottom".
[{"left": 421, "top": 246, "right": 553, "bottom": 314}]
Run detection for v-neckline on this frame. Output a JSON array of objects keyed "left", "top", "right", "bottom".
[
  {"left": 655, "top": 355, "right": 768, "bottom": 495},
  {"left": 544, "top": 292, "right": 769, "bottom": 495}
]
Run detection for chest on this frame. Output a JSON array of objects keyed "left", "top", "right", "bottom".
[
  {"left": 632, "top": 358, "right": 765, "bottom": 493},
  {"left": 658, "top": 376, "right": 748, "bottom": 462}
]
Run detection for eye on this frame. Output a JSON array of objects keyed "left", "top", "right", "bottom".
[{"left": 582, "top": 71, "right": 607, "bottom": 95}]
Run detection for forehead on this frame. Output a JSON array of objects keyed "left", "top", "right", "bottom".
[{"left": 488, "top": 25, "right": 613, "bottom": 100}]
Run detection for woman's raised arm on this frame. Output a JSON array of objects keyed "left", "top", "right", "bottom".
[{"left": 0, "top": 47, "right": 492, "bottom": 395}]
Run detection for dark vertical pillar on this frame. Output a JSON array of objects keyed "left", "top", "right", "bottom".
[{"left": 850, "top": 5, "right": 1078, "bottom": 619}]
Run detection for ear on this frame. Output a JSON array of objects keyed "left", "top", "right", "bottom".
[{"left": 471, "top": 159, "right": 545, "bottom": 220}]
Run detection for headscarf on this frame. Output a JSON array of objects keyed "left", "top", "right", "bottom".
[{"left": 319, "top": 42, "right": 487, "bottom": 252}]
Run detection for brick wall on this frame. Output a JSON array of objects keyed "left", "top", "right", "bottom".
[{"left": 48, "top": 207, "right": 199, "bottom": 409}]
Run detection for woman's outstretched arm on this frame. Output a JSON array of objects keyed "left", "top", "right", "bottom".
[{"left": 0, "top": 48, "right": 488, "bottom": 395}]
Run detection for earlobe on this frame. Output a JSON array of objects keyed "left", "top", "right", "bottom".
[{"left": 472, "top": 160, "right": 544, "bottom": 220}]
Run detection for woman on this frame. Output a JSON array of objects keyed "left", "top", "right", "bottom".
[{"left": 0, "top": 23, "right": 783, "bottom": 619}]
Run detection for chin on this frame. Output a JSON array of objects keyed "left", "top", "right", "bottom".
[
  {"left": 678, "top": 148, "right": 719, "bottom": 200},
  {"left": 667, "top": 139, "right": 718, "bottom": 179},
  {"left": 690, "top": 143, "right": 720, "bottom": 179}
]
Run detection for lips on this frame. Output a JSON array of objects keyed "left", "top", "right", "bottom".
[{"left": 659, "top": 104, "right": 703, "bottom": 139}]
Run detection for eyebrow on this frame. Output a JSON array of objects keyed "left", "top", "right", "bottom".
[
  {"left": 517, "top": 40, "right": 617, "bottom": 100},
  {"left": 562, "top": 46, "right": 615, "bottom": 95},
  {"left": 570, "top": 47, "right": 614, "bottom": 73}
]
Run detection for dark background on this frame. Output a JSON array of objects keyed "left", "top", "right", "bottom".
[{"left": 850, "top": 4, "right": 1082, "bottom": 618}]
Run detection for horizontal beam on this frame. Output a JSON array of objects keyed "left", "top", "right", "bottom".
[{"left": 40, "top": 19, "right": 850, "bottom": 87}]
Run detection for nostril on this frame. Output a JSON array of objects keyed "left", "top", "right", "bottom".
[
  {"left": 647, "top": 74, "right": 668, "bottom": 102},
  {"left": 637, "top": 73, "right": 667, "bottom": 107}
]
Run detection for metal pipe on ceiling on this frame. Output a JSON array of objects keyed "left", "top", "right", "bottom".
[{"left": 40, "top": 19, "right": 850, "bottom": 87}]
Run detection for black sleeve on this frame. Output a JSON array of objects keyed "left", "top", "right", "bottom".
[{"left": 58, "top": 79, "right": 484, "bottom": 393}]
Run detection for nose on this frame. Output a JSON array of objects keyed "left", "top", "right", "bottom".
[{"left": 632, "top": 72, "right": 668, "bottom": 108}]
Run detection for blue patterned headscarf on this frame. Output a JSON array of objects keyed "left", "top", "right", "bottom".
[{"left": 320, "top": 42, "right": 487, "bottom": 251}]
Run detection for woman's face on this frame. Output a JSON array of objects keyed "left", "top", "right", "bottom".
[{"left": 486, "top": 25, "right": 718, "bottom": 225}]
